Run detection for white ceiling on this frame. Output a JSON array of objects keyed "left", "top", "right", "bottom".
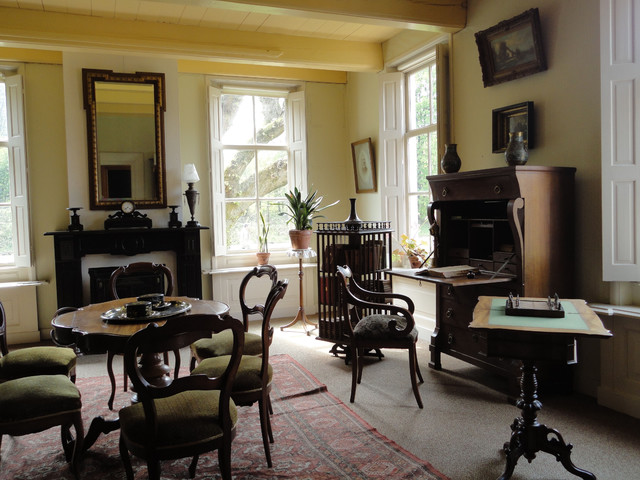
[{"left": 0, "top": 0, "right": 404, "bottom": 43}]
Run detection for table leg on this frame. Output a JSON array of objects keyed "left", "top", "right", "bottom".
[
  {"left": 280, "top": 258, "right": 317, "bottom": 336},
  {"left": 498, "top": 360, "right": 596, "bottom": 480}
]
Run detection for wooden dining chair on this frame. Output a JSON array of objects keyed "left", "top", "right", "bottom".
[
  {"left": 336, "top": 265, "right": 424, "bottom": 408},
  {"left": 0, "top": 374, "right": 84, "bottom": 475},
  {"left": 190, "top": 264, "right": 280, "bottom": 367},
  {"left": 0, "top": 301, "right": 77, "bottom": 383},
  {"left": 191, "top": 274, "right": 289, "bottom": 467},
  {"left": 118, "top": 313, "right": 244, "bottom": 480},
  {"left": 107, "top": 261, "right": 177, "bottom": 410}
]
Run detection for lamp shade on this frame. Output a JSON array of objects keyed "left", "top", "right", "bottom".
[{"left": 183, "top": 164, "right": 200, "bottom": 183}]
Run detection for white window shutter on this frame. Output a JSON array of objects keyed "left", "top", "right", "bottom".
[
  {"left": 287, "top": 90, "right": 307, "bottom": 193},
  {"left": 378, "top": 72, "right": 405, "bottom": 235},
  {"left": 601, "top": 0, "right": 640, "bottom": 280},
  {"left": 208, "top": 85, "right": 226, "bottom": 257},
  {"left": 6, "top": 75, "right": 31, "bottom": 268}
]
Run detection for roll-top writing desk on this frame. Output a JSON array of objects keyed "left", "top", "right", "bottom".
[{"left": 424, "top": 166, "right": 576, "bottom": 392}]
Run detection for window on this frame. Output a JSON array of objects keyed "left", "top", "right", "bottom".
[
  {"left": 0, "top": 73, "right": 30, "bottom": 269},
  {"left": 379, "top": 44, "right": 447, "bottom": 250},
  {"left": 209, "top": 82, "right": 306, "bottom": 264},
  {"left": 405, "top": 61, "right": 439, "bottom": 241}
]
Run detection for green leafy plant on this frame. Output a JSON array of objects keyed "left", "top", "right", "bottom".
[
  {"left": 393, "top": 234, "right": 430, "bottom": 259},
  {"left": 281, "top": 187, "right": 339, "bottom": 230},
  {"left": 258, "top": 212, "right": 269, "bottom": 253}
]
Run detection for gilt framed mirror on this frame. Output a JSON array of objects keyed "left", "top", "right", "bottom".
[{"left": 82, "top": 69, "right": 167, "bottom": 210}]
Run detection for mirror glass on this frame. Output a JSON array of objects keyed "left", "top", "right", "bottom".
[{"left": 83, "top": 69, "right": 167, "bottom": 210}]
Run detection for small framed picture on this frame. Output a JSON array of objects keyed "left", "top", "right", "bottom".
[
  {"left": 475, "top": 8, "right": 547, "bottom": 87},
  {"left": 492, "top": 101, "right": 534, "bottom": 153},
  {"left": 351, "top": 138, "right": 377, "bottom": 193}
]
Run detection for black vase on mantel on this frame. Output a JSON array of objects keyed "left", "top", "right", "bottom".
[
  {"left": 344, "top": 198, "right": 363, "bottom": 231},
  {"left": 505, "top": 131, "right": 529, "bottom": 166},
  {"left": 441, "top": 144, "right": 461, "bottom": 173}
]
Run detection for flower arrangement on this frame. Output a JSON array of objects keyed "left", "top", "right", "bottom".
[{"left": 393, "top": 234, "right": 431, "bottom": 268}]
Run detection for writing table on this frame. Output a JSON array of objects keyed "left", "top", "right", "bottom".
[{"left": 471, "top": 296, "right": 611, "bottom": 480}]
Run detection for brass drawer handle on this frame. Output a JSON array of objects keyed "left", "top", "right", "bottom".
[
  {"left": 447, "top": 285, "right": 454, "bottom": 296},
  {"left": 447, "top": 333, "right": 454, "bottom": 345},
  {"left": 494, "top": 184, "right": 502, "bottom": 194},
  {"left": 442, "top": 187, "right": 449, "bottom": 197},
  {"left": 446, "top": 308, "right": 454, "bottom": 319}
]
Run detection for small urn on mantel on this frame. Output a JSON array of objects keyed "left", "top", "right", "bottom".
[
  {"left": 505, "top": 131, "right": 529, "bottom": 166},
  {"left": 441, "top": 144, "right": 461, "bottom": 173}
]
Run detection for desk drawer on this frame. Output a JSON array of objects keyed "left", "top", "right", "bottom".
[
  {"left": 430, "top": 173, "right": 520, "bottom": 201},
  {"left": 437, "top": 323, "right": 487, "bottom": 358}
]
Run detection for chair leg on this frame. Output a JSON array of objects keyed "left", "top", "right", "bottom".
[
  {"left": 147, "top": 460, "right": 161, "bottom": 480},
  {"left": 119, "top": 437, "right": 134, "bottom": 480},
  {"left": 350, "top": 347, "right": 359, "bottom": 403},
  {"left": 218, "top": 443, "right": 232, "bottom": 480},
  {"left": 258, "top": 397, "right": 273, "bottom": 467},
  {"left": 69, "top": 413, "right": 84, "bottom": 476},
  {"left": 122, "top": 362, "right": 128, "bottom": 392},
  {"left": 173, "top": 349, "right": 181, "bottom": 378},
  {"left": 408, "top": 344, "right": 424, "bottom": 409},
  {"left": 189, "top": 454, "right": 200, "bottom": 478},
  {"left": 357, "top": 347, "right": 364, "bottom": 384},
  {"left": 107, "top": 350, "right": 117, "bottom": 410},
  {"left": 415, "top": 347, "right": 424, "bottom": 383},
  {"left": 189, "top": 355, "right": 197, "bottom": 372}
]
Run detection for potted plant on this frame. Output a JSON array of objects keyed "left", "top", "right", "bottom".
[
  {"left": 281, "top": 187, "right": 338, "bottom": 250},
  {"left": 256, "top": 212, "right": 271, "bottom": 265},
  {"left": 393, "top": 234, "right": 432, "bottom": 268}
]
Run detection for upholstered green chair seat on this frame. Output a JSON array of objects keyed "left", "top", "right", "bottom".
[
  {"left": 0, "top": 346, "right": 76, "bottom": 381},
  {"left": 0, "top": 374, "right": 81, "bottom": 422},
  {"left": 191, "top": 330, "right": 263, "bottom": 359},
  {"left": 192, "top": 355, "right": 272, "bottom": 394},
  {"left": 119, "top": 390, "right": 237, "bottom": 448},
  {"left": 354, "top": 314, "right": 418, "bottom": 341}
]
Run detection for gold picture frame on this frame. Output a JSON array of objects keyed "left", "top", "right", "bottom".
[
  {"left": 475, "top": 9, "right": 547, "bottom": 88},
  {"left": 351, "top": 138, "right": 376, "bottom": 193}
]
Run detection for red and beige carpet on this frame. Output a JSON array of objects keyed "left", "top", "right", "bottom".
[{"left": 0, "top": 354, "right": 449, "bottom": 479}]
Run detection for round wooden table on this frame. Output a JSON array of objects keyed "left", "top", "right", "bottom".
[{"left": 52, "top": 296, "right": 229, "bottom": 450}]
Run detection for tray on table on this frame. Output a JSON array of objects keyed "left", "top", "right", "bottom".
[{"left": 101, "top": 300, "right": 192, "bottom": 324}]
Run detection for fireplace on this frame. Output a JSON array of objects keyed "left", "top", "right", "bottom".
[
  {"left": 88, "top": 266, "right": 167, "bottom": 304},
  {"left": 45, "top": 227, "right": 207, "bottom": 308}
]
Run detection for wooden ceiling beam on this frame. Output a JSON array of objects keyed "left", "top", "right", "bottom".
[
  {"left": 172, "top": 0, "right": 467, "bottom": 32},
  {"left": 0, "top": 7, "right": 383, "bottom": 72}
]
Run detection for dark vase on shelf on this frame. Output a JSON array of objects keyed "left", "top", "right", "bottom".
[
  {"left": 344, "top": 198, "right": 363, "bottom": 231},
  {"left": 505, "top": 131, "right": 529, "bottom": 166},
  {"left": 441, "top": 144, "right": 461, "bottom": 173}
]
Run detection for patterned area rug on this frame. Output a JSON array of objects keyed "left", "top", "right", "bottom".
[{"left": 0, "top": 354, "right": 448, "bottom": 479}]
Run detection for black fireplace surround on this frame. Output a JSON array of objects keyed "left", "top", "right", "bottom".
[{"left": 45, "top": 227, "right": 207, "bottom": 308}]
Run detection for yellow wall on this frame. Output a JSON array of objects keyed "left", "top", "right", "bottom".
[{"left": 452, "top": 0, "right": 606, "bottom": 303}]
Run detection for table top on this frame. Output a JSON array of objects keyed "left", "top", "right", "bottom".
[
  {"left": 53, "top": 297, "right": 229, "bottom": 338},
  {"left": 471, "top": 296, "right": 612, "bottom": 338}
]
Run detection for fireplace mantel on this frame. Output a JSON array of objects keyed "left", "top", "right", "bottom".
[{"left": 45, "top": 227, "right": 208, "bottom": 308}]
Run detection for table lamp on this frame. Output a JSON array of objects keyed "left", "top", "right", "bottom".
[{"left": 183, "top": 164, "right": 200, "bottom": 227}]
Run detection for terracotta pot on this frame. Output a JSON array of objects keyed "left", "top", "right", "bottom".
[
  {"left": 289, "top": 229, "right": 312, "bottom": 250},
  {"left": 409, "top": 255, "right": 423, "bottom": 268},
  {"left": 256, "top": 252, "right": 271, "bottom": 265}
]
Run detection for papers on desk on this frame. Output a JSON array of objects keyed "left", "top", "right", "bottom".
[{"left": 415, "top": 265, "right": 479, "bottom": 278}]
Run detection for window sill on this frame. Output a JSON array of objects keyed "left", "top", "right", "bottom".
[{"left": 589, "top": 303, "right": 640, "bottom": 320}]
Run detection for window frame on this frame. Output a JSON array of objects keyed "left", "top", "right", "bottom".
[{"left": 0, "top": 68, "right": 32, "bottom": 275}]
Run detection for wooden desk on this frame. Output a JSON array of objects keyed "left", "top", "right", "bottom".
[
  {"left": 471, "top": 296, "right": 611, "bottom": 480},
  {"left": 52, "top": 297, "right": 229, "bottom": 450}
]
